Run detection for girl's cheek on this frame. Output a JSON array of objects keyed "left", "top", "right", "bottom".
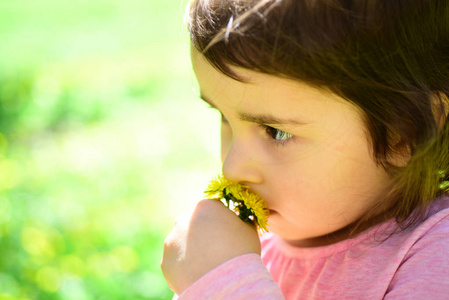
[{"left": 333, "top": 143, "right": 346, "bottom": 152}]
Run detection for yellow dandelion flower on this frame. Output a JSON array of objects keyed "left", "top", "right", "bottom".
[{"left": 204, "top": 174, "right": 269, "bottom": 233}]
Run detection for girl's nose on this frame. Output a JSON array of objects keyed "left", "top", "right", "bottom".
[{"left": 221, "top": 139, "right": 263, "bottom": 184}]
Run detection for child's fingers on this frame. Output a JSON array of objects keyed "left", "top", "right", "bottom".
[{"left": 161, "top": 199, "right": 261, "bottom": 294}]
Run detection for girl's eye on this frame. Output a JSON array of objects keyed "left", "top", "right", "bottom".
[{"left": 264, "top": 126, "right": 294, "bottom": 144}]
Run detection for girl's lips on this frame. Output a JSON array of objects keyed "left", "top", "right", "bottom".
[{"left": 268, "top": 209, "right": 277, "bottom": 215}]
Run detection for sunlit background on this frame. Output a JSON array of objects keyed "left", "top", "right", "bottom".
[{"left": 0, "top": 0, "right": 221, "bottom": 299}]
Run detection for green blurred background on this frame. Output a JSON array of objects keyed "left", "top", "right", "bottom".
[{"left": 0, "top": 0, "right": 221, "bottom": 299}]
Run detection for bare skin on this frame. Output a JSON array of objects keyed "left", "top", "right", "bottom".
[{"left": 161, "top": 199, "right": 260, "bottom": 295}]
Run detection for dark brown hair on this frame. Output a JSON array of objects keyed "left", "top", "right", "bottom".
[{"left": 187, "top": 0, "right": 449, "bottom": 230}]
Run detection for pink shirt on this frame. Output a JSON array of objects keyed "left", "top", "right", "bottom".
[{"left": 176, "top": 195, "right": 449, "bottom": 299}]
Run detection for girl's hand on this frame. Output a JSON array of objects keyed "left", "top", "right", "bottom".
[{"left": 161, "top": 199, "right": 261, "bottom": 295}]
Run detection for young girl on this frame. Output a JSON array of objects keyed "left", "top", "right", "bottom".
[{"left": 162, "top": 0, "right": 449, "bottom": 298}]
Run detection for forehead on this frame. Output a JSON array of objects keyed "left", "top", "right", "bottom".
[{"left": 191, "top": 49, "right": 362, "bottom": 121}]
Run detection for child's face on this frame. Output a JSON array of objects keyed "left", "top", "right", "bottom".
[{"left": 192, "top": 50, "right": 393, "bottom": 246}]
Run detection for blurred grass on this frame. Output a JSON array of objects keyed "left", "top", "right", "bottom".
[{"left": 0, "top": 0, "right": 221, "bottom": 299}]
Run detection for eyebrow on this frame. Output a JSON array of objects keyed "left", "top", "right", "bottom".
[{"left": 199, "top": 94, "right": 309, "bottom": 126}]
